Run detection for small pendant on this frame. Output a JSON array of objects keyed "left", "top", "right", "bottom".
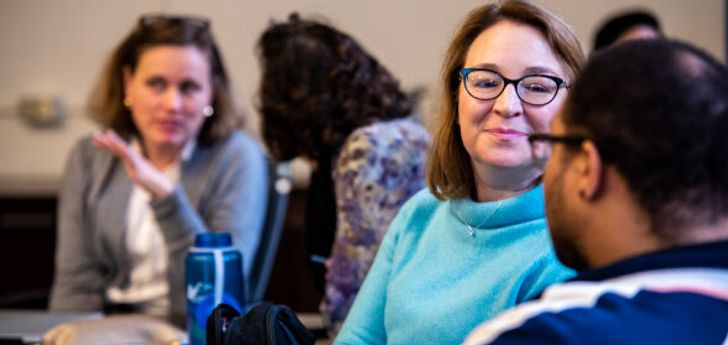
[{"left": 467, "top": 225, "right": 475, "bottom": 237}]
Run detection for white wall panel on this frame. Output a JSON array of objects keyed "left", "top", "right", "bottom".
[{"left": 0, "top": 0, "right": 724, "bottom": 194}]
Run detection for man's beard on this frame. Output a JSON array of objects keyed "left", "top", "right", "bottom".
[
  {"left": 545, "top": 166, "right": 591, "bottom": 271},
  {"left": 551, "top": 231, "right": 591, "bottom": 271}
]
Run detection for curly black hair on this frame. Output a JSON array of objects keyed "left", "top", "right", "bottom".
[
  {"left": 563, "top": 39, "right": 728, "bottom": 241},
  {"left": 256, "top": 13, "right": 413, "bottom": 161}
]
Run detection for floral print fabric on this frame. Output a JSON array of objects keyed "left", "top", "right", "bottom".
[{"left": 321, "top": 118, "right": 431, "bottom": 332}]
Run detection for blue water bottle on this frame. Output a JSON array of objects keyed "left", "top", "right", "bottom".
[{"left": 186, "top": 233, "right": 245, "bottom": 345}]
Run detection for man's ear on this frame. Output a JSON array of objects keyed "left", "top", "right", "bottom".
[{"left": 576, "top": 140, "right": 603, "bottom": 200}]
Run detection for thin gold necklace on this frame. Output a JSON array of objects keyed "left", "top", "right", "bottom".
[{"left": 452, "top": 200, "right": 504, "bottom": 238}]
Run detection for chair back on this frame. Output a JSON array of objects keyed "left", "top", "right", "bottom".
[{"left": 247, "top": 159, "right": 293, "bottom": 304}]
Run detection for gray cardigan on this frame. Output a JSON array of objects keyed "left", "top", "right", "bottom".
[{"left": 49, "top": 131, "right": 268, "bottom": 324}]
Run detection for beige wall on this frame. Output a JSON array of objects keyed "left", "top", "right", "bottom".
[{"left": 0, "top": 0, "right": 724, "bottom": 194}]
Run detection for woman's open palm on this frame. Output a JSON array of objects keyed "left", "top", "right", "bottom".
[{"left": 92, "top": 129, "right": 174, "bottom": 198}]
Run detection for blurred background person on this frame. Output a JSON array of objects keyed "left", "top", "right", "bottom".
[
  {"left": 257, "top": 13, "right": 431, "bottom": 334},
  {"left": 335, "top": 1, "right": 584, "bottom": 344},
  {"left": 593, "top": 9, "right": 662, "bottom": 51},
  {"left": 464, "top": 38, "right": 728, "bottom": 345},
  {"left": 49, "top": 14, "right": 268, "bottom": 326}
]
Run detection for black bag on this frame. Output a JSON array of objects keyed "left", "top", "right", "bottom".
[{"left": 206, "top": 302, "right": 316, "bottom": 345}]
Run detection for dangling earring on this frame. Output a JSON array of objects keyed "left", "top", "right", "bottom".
[{"left": 202, "top": 105, "right": 214, "bottom": 117}]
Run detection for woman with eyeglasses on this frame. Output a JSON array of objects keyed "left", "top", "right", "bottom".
[
  {"left": 49, "top": 15, "right": 268, "bottom": 326},
  {"left": 257, "top": 14, "right": 431, "bottom": 335},
  {"left": 335, "top": 1, "right": 584, "bottom": 344}
]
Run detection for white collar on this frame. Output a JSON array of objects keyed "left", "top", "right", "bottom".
[{"left": 129, "top": 138, "right": 197, "bottom": 163}]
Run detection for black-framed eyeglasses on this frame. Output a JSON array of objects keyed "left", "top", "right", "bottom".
[
  {"left": 528, "top": 133, "right": 587, "bottom": 148},
  {"left": 460, "top": 68, "right": 569, "bottom": 106},
  {"left": 138, "top": 14, "right": 210, "bottom": 31}
]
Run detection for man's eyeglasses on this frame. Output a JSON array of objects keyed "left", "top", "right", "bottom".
[
  {"left": 460, "top": 68, "right": 568, "bottom": 106},
  {"left": 528, "top": 133, "right": 587, "bottom": 149},
  {"left": 138, "top": 15, "right": 210, "bottom": 31}
]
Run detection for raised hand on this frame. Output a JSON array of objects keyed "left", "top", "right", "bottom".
[{"left": 92, "top": 129, "right": 175, "bottom": 199}]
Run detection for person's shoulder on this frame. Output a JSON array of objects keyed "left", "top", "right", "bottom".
[
  {"left": 339, "top": 118, "right": 430, "bottom": 169},
  {"left": 192, "top": 131, "right": 267, "bottom": 179},
  {"left": 215, "top": 130, "right": 266, "bottom": 160},
  {"left": 67, "top": 134, "right": 113, "bottom": 164},
  {"left": 70, "top": 134, "right": 96, "bottom": 154},
  {"left": 384, "top": 188, "right": 442, "bottom": 242},
  {"left": 464, "top": 305, "right": 573, "bottom": 345},
  {"left": 463, "top": 281, "right": 592, "bottom": 345},
  {"left": 395, "top": 188, "right": 442, "bottom": 221},
  {"left": 221, "top": 130, "right": 262, "bottom": 150},
  {"left": 348, "top": 118, "right": 430, "bottom": 146},
  {"left": 465, "top": 280, "right": 728, "bottom": 345},
  {"left": 406, "top": 187, "right": 440, "bottom": 207},
  {"left": 62, "top": 134, "right": 118, "bottom": 185}
]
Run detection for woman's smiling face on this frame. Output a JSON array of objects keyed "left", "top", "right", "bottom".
[{"left": 458, "top": 19, "right": 569, "bottom": 173}]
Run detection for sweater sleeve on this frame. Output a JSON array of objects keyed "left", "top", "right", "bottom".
[
  {"left": 50, "top": 139, "right": 106, "bottom": 311},
  {"left": 151, "top": 133, "right": 268, "bottom": 315},
  {"left": 202, "top": 133, "right": 268, "bottom": 279}
]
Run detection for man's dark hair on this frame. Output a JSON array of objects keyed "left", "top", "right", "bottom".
[
  {"left": 563, "top": 39, "right": 728, "bottom": 243},
  {"left": 593, "top": 10, "right": 661, "bottom": 51}
]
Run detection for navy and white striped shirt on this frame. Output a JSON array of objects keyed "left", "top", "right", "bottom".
[{"left": 464, "top": 240, "right": 728, "bottom": 345}]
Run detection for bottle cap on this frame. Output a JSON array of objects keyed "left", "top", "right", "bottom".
[{"left": 194, "top": 233, "right": 232, "bottom": 247}]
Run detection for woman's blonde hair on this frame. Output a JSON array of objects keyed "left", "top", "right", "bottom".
[
  {"left": 87, "top": 15, "right": 242, "bottom": 145},
  {"left": 426, "top": 0, "right": 585, "bottom": 200}
]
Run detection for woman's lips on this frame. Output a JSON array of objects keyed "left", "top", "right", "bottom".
[
  {"left": 484, "top": 128, "right": 528, "bottom": 140},
  {"left": 156, "top": 119, "right": 183, "bottom": 133}
]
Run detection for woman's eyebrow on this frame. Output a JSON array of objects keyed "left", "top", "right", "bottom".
[
  {"left": 466, "top": 64, "right": 560, "bottom": 77},
  {"left": 523, "top": 66, "right": 559, "bottom": 75}
]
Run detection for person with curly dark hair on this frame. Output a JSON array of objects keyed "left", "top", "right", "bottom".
[{"left": 257, "top": 14, "right": 431, "bottom": 333}]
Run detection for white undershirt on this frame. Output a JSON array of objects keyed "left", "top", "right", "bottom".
[{"left": 106, "top": 139, "right": 195, "bottom": 313}]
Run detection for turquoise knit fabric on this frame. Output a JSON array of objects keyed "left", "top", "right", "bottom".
[{"left": 335, "top": 185, "right": 574, "bottom": 345}]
